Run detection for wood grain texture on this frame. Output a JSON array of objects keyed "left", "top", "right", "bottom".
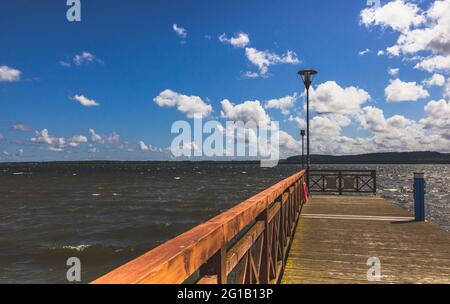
[{"left": 281, "top": 195, "right": 450, "bottom": 284}]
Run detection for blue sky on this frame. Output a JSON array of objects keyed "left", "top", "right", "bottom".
[{"left": 1, "top": 0, "right": 449, "bottom": 161}]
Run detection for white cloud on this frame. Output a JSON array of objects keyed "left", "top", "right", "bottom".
[
  {"left": 388, "top": 68, "right": 400, "bottom": 76},
  {"left": 103, "top": 132, "right": 121, "bottom": 145},
  {"left": 265, "top": 93, "right": 298, "bottom": 116},
  {"left": 357, "top": 106, "right": 388, "bottom": 132},
  {"left": 89, "top": 129, "right": 102, "bottom": 143},
  {"left": 31, "top": 129, "right": 65, "bottom": 146},
  {"left": 358, "top": 48, "right": 371, "bottom": 56},
  {"left": 139, "top": 141, "right": 163, "bottom": 152},
  {"left": 219, "top": 32, "right": 250, "bottom": 48},
  {"left": 278, "top": 130, "right": 301, "bottom": 155},
  {"left": 362, "top": 0, "right": 450, "bottom": 73},
  {"left": 414, "top": 55, "right": 450, "bottom": 73},
  {"left": 220, "top": 99, "right": 271, "bottom": 126},
  {"left": 73, "top": 95, "right": 100, "bottom": 107},
  {"left": 385, "top": 78, "right": 429, "bottom": 102},
  {"left": 242, "top": 71, "right": 259, "bottom": 78},
  {"left": 68, "top": 135, "right": 88, "bottom": 147},
  {"left": 311, "top": 114, "right": 351, "bottom": 138},
  {"left": 87, "top": 129, "right": 121, "bottom": 145},
  {"left": 60, "top": 51, "right": 102, "bottom": 67},
  {"left": 12, "top": 124, "right": 32, "bottom": 132},
  {"left": 423, "top": 73, "right": 446, "bottom": 86},
  {"left": 244, "top": 47, "right": 300, "bottom": 77},
  {"left": 74, "top": 51, "right": 95, "bottom": 65},
  {"left": 172, "top": 24, "right": 187, "bottom": 39},
  {"left": 377, "top": 50, "right": 385, "bottom": 56},
  {"left": 420, "top": 99, "right": 450, "bottom": 134},
  {"left": 0, "top": 65, "right": 21, "bottom": 82},
  {"left": 288, "top": 115, "right": 306, "bottom": 129},
  {"left": 153, "top": 89, "right": 212, "bottom": 118},
  {"left": 445, "top": 78, "right": 450, "bottom": 97},
  {"left": 360, "top": 0, "right": 425, "bottom": 32},
  {"left": 310, "top": 81, "right": 371, "bottom": 115}
]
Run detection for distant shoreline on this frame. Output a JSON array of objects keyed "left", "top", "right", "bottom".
[{"left": 1, "top": 151, "right": 450, "bottom": 165}]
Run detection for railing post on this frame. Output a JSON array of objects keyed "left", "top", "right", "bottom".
[
  {"left": 372, "top": 170, "right": 377, "bottom": 195},
  {"left": 280, "top": 195, "right": 286, "bottom": 275},
  {"left": 338, "top": 171, "right": 342, "bottom": 195},
  {"left": 414, "top": 173, "right": 425, "bottom": 222},
  {"left": 257, "top": 208, "right": 270, "bottom": 284},
  {"left": 199, "top": 246, "right": 227, "bottom": 284}
]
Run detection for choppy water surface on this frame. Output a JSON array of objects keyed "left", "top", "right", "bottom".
[{"left": 0, "top": 163, "right": 449, "bottom": 283}]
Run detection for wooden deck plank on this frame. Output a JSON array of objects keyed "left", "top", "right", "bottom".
[{"left": 281, "top": 195, "right": 450, "bottom": 284}]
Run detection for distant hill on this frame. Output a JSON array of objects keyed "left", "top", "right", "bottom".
[{"left": 284, "top": 151, "right": 450, "bottom": 164}]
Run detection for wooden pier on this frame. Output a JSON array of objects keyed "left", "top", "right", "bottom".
[
  {"left": 282, "top": 195, "right": 450, "bottom": 284},
  {"left": 92, "top": 170, "right": 450, "bottom": 284}
]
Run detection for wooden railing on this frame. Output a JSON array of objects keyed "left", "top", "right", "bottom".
[
  {"left": 92, "top": 170, "right": 307, "bottom": 284},
  {"left": 310, "top": 170, "right": 376, "bottom": 195}
]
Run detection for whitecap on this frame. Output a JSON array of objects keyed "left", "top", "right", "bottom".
[
  {"left": 62, "top": 244, "right": 91, "bottom": 252},
  {"left": 91, "top": 193, "right": 101, "bottom": 197}
]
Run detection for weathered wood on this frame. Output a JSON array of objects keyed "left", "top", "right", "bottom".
[
  {"left": 226, "top": 221, "right": 264, "bottom": 275},
  {"left": 282, "top": 195, "right": 450, "bottom": 284},
  {"left": 92, "top": 170, "right": 306, "bottom": 284}
]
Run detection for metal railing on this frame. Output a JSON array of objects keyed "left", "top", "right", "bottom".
[
  {"left": 92, "top": 170, "right": 308, "bottom": 284},
  {"left": 309, "top": 170, "right": 376, "bottom": 195}
]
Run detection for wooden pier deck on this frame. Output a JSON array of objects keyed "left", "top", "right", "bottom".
[{"left": 282, "top": 195, "right": 450, "bottom": 284}]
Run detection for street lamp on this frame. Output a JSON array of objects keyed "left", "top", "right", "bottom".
[
  {"left": 298, "top": 69, "right": 318, "bottom": 193},
  {"left": 300, "top": 130, "right": 305, "bottom": 170}
]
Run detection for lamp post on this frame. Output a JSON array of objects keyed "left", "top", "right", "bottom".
[
  {"left": 298, "top": 69, "right": 318, "bottom": 193},
  {"left": 300, "top": 129, "right": 305, "bottom": 170}
]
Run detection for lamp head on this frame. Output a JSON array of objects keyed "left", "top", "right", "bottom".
[{"left": 298, "top": 69, "right": 318, "bottom": 89}]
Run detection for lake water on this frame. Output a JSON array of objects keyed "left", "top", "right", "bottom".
[{"left": 0, "top": 163, "right": 449, "bottom": 283}]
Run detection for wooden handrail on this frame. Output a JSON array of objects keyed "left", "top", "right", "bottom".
[{"left": 92, "top": 170, "right": 307, "bottom": 284}]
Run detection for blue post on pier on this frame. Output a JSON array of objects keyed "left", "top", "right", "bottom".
[{"left": 414, "top": 173, "right": 425, "bottom": 222}]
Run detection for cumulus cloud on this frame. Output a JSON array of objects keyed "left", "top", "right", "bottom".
[
  {"left": 360, "top": 0, "right": 425, "bottom": 32},
  {"left": 172, "top": 24, "right": 187, "bottom": 39},
  {"left": 31, "top": 129, "right": 67, "bottom": 152},
  {"left": 87, "top": 128, "right": 121, "bottom": 145},
  {"left": 385, "top": 78, "right": 429, "bottom": 102},
  {"left": 310, "top": 81, "right": 371, "bottom": 115},
  {"left": 420, "top": 99, "right": 450, "bottom": 132},
  {"left": 265, "top": 93, "right": 298, "bottom": 116},
  {"left": 362, "top": 0, "right": 450, "bottom": 72},
  {"left": 139, "top": 141, "right": 163, "bottom": 152},
  {"left": 153, "top": 89, "right": 212, "bottom": 118},
  {"left": 244, "top": 47, "right": 300, "bottom": 77},
  {"left": 12, "top": 124, "right": 32, "bottom": 132},
  {"left": 423, "top": 73, "right": 446, "bottom": 86},
  {"left": 89, "top": 128, "right": 102, "bottom": 143},
  {"left": 0, "top": 65, "right": 21, "bottom": 82},
  {"left": 310, "top": 114, "right": 351, "bottom": 139},
  {"left": 73, "top": 95, "right": 100, "bottom": 107},
  {"left": 220, "top": 99, "right": 271, "bottom": 126},
  {"left": 415, "top": 55, "right": 450, "bottom": 73},
  {"left": 219, "top": 32, "right": 250, "bottom": 48},
  {"left": 68, "top": 135, "right": 88, "bottom": 147},
  {"left": 445, "top": 78, "right": 450, "bottom": 97},
  {"left": 358, "top": 106, "right": 413, "bottom": 133}
]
